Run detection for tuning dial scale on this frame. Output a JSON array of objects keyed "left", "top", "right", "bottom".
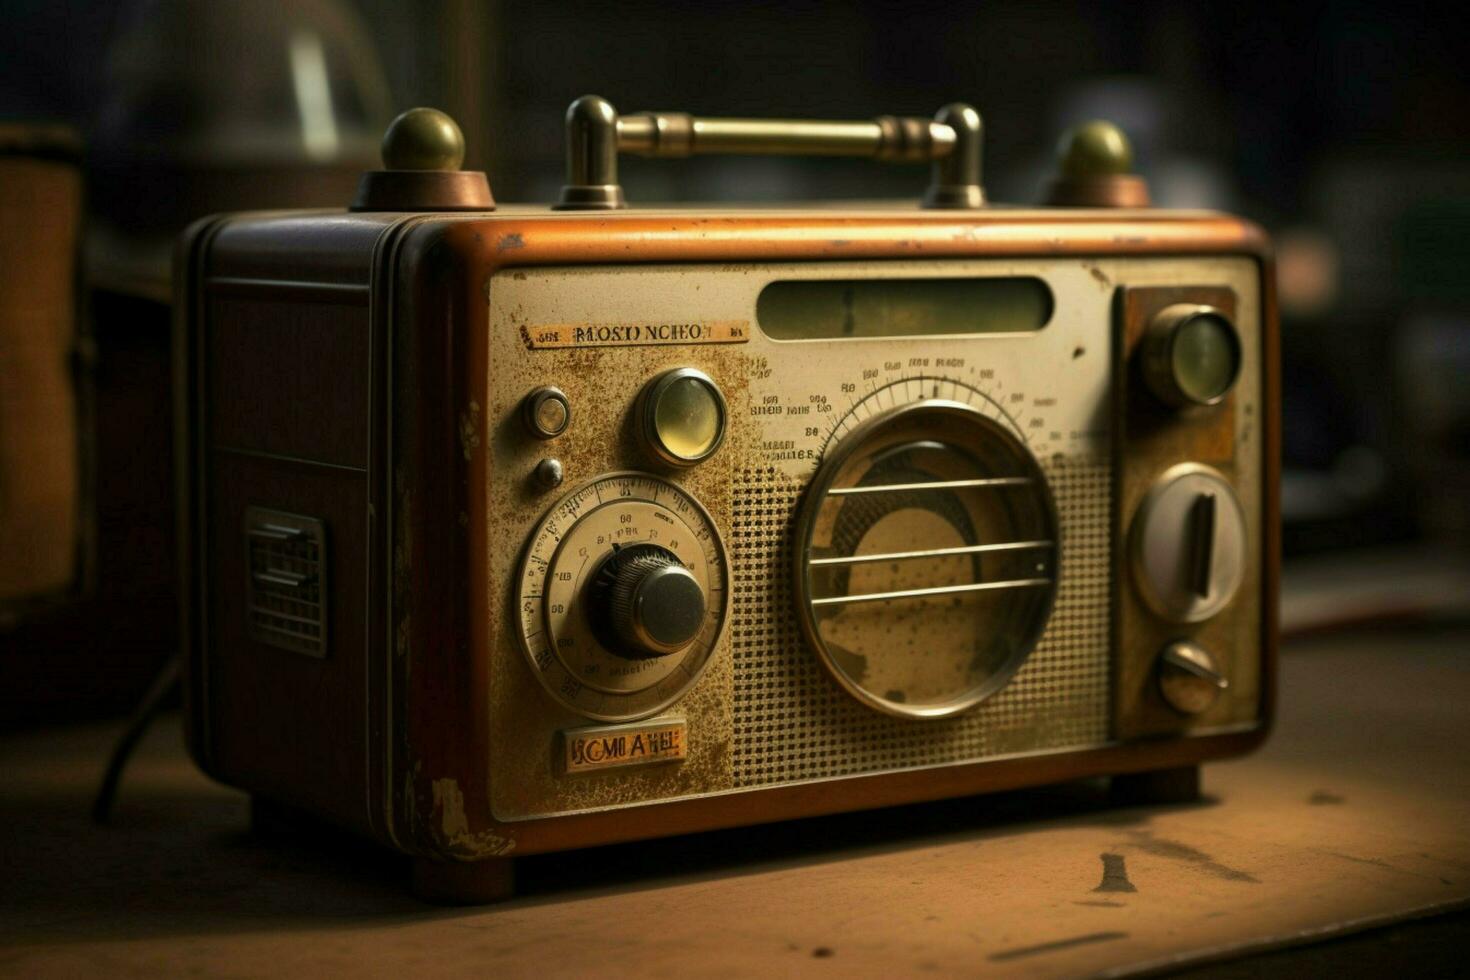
[{"left": 515, "top": 472, "right": 729, "bottom": 722}]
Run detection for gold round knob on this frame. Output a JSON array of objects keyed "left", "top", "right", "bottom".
[
  {"left": 636, "top": 368, "right": 727, "bottom": 467},
  {"left": 522, "top": 386, "right": 571, "bottom": 439},
  {"left": 1056, "top": 120, "right": 1135, "bottom": 178},
  {"left": 1141, "top": 305, "right": 1243, "bottom": 408},
  {"left": 381, "top": 107, "right": 465, "bottom": 171}
]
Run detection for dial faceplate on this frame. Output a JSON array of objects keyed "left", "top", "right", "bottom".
[{"left": 516, "top": 472, "right": 729, "bottom": 721}]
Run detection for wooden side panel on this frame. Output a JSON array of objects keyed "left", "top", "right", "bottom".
[
  {"left": 206, "top": 453, "right": 370, "bottom": 826},
  {"left": 0, "top": 156, "right": 82, "bottom": 604},
  {"left": 199, "top": 287, "right": 373, "bottom": 829},
  {"left": 181, "top": 212, "right": 397, "bottom": 840},
  {"left": 207, "top": 294, "right": 371, "bottom": 468}
]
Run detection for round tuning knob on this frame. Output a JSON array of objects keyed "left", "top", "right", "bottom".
[
  {"left": 1141, "top": 304, "right": 1243, "bottom": 408},
  {"left": 595, "top": 545, "right": 707, "bottom": 659}
]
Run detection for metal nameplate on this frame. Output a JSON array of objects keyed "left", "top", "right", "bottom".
[
  {"left": 525, "top": 319, "right": 749, "bottom": 349},
  {"left": 562, "top": 717, "right": 688, "bottom": 774}
]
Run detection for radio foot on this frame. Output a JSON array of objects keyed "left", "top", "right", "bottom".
[
  {"left": 1110, "top": 765, "right": 1200, "bottom": 806},
  {"left": 413, "top": 857, "right": 516, "bottom": 905}
]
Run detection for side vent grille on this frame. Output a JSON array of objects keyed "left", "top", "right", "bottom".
[{"left": 245, "top": 507, "right": 327, "bottom": 657}]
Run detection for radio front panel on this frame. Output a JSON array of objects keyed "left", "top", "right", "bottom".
[
  {"left": 477, "top": 256, "right": 1264, "bottom": 822},
  {"left": 178, "top": 99, "right": 1280, "bottom": 902}
]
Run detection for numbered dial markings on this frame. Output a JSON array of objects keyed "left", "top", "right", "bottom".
[
  {"left": 824, "top": 376, "right": 1032, "bottom": 454},
  {"left": 517, "top": 473, "right": 729, "bottom": 722}
]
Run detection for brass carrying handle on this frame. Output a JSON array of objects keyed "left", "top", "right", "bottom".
[{"left": 555, "top": 95, "right": 985, "bottom": 210}]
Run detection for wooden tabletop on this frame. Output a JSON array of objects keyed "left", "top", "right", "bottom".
[{"left": 3, "top": 625, "right": 1468, "bottom": 978}]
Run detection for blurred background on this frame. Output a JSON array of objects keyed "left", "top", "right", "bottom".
[{"left": 2, "top": 0, "right": 1468, "bottom": 728}]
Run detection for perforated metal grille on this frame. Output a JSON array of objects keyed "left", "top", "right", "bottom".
[
  {"left": 730, "top": 456, "right": 1111, "bottom": 787},
  {"left": 245, "top": 507, "right": 327, "bottom": 658}
]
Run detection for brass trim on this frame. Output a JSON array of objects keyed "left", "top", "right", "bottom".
[{"left": 617, "top": 113, "right": 955, "bottom": 160}]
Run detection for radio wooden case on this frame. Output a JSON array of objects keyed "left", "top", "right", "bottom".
[{"left": 177, "top": 100, "right": 1278, "bottom": 902}]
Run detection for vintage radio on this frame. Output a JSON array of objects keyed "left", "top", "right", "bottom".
[{"left": 177, "top": 98, "right": 1278, "bottom": 902}]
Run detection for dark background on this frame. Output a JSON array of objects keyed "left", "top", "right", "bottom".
[{"left": 2, "top": 0, "right": 1468, "bottom": 723}]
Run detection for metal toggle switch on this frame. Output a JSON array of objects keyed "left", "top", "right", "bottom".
[{"left": 1157, "top": 641, "right": 1229, "bottom": 715}]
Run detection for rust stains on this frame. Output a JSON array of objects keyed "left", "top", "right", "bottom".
[
  {"left": 430, "top": 778, "right": 517, "bottom": 857},
  {"left": 459, "top": 400, "right": 482, "bottom": 461}
]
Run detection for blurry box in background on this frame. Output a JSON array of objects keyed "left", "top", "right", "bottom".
[
  {"left": 0, "top": 121, "right": 180, "bottom": 730},
  {"left": 0, "top": 124, "right": 89, "bottom": 624},
  {"left": 0, "top": 0, "right": 389, "bottom": 728}
]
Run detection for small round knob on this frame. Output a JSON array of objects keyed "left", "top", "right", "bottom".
[
  {"left": 522, "top": 386, "right": 571, "bottom": 439},
  {"left": 1158, "top": 641, "right": 1228, "bottom": 715},
  {"left": 382, "top": 107, "right": 465, "bottom": 171},
  {"left": 1056, "top": 120, "right": 1134, "bottom": 179},
  {"left": 605, "top": 547, "right": 707, "bottom": 658},
  {"left": 533, "top": 457, "right": 564, "bottom": 490},
  {"left": 1141, "top": 304, "right": 1243, "bottom": 408}
]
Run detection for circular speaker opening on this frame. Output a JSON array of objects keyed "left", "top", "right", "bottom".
[{"left": 794, "top": 400, "right": 1059, "bottom": 720}]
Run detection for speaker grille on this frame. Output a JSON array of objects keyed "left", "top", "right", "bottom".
[
  {"left": 730, "top": 456, "right": 1111, "bottom": 787},
  {"left": 244, "top": 507, "right": 327, "bottom": 658}
]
